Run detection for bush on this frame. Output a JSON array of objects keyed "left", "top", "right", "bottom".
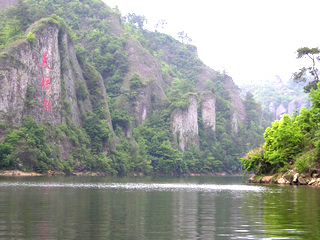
[
  {"left": 75, "top": 81, "right": 88, "bottom": 101},
  {"left": 110, "top": 149, "right": 130, "bottom": 176},
  {"left": 62, "top": 159, "right": 74, "bottom": 175},
  {"left": 264, "top": 115, "right": 302, "bottom": 168},
  {"left": 129, "top": 73, "right": 144, "bottom": 89},
  {"left": 25, "top": 83, "right": 36, "bottom": 109},
  {"left": 26, "top": 31, "right": 36, "bottom": 44},
  {"left": 83, "top": 113, "right": 110, "bottom": 153},
  {"left": 241, "top": 147, "right": 269, "bottom": 174},
  {"left": 295, "top": 150, "right": 316, "bottom": 173},
  {"left": 0, "top": 117, "right": 57, "bottom": 172}
]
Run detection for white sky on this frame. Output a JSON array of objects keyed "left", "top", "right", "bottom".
[{"left": 103, "top": 0, "right": 320, "bottom": 85}]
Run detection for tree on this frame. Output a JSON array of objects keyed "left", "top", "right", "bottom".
[
  {"left": 244, "top": 91, "right": 260, "bottom": 128},
  {"left": 177, "top": 31, "right": 192, "bottom": 44},
  {"left": 293, "top": 47, "right": 320, "bottom": 92},
  {"left": 125, "top": 13, "right": 147, "bottom": 29},
  {"left": 264, "top": 115, "right": 302, "bottom": 168},
  {"left": 154, "top": 19, "right": 167, "bottom": 31}
]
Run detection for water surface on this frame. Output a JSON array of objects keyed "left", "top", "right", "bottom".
[{"left": 0, "top": 176, "right": 319, "bottom": 239}]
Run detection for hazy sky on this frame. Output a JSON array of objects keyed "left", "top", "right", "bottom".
[{"left": 103, "top": 0, "right": 319, "bottom": 85}]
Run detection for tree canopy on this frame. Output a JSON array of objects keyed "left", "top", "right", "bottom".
[{"left": 293, "top": 47, "right": 320, "bottom": 92}]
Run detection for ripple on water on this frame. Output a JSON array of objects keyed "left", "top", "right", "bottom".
[{"left": 0, "top": 182, "right": 265, "bottom": 192}]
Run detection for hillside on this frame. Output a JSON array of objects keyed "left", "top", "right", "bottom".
[
  {"left": 242, "top": 79, "right": 320, "bottom": 185},
  {"left": 240, "top": 78, "right": 310, "bottom": 120},
  {"left": 0, "top": 0, "right": 266, "bottom": 175}
]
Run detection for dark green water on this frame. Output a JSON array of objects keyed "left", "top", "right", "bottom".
[{"left": 0, "top": 176, "right": 319, "bottom": 240}]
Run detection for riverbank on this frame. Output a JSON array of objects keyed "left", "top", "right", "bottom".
[
  {"left": 0, "top": 170, "right": 111, "bottom": 177},
  {"left": 249, "top": 168, "right": 320, "bottom": 186},
  {"left": 0, "top": 170, "right": 44, "bottom": 177},
  {"left": 0, "top": 170, "right": 242, "bottom": 177}
]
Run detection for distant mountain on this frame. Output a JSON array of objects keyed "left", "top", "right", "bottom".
[{"left": 240, "top": 78, "right": 310, "bottom": 120}]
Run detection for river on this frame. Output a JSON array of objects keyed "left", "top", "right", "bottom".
[{"left": 0, "top": 176, "right": 319, "bottom": 239}]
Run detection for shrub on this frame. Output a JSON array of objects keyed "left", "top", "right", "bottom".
[
  {"left": 26, "top": 31, "right": 36, "bottom": 44},
  {"left": 295, "top": 150, "right": 316, "bottom": 173},
  {"left": 129, "top": 73, "right": 144, "bottom": 89},
  {"left": 241, "top": 147, "right": 272, "bottom": 174},
  {"left": 75, "top": 81, "right": 88, "bottom": 101},
  {"left": 264, "top": 115, "right": 302, "bottom": 168}
]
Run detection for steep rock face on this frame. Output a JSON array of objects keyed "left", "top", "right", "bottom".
[
  {"left": 201, "top": 92, "right": 216, "bottom": 131},
  {"left": 287, "top": 100, "right": 297, "bottom": 116},
  {"left": 276, "top": 104, "right": 286, "bottom": 120},
  {"left": 194, "top": 65, "right": 246, "bottom": 133},
  {"left": 231, "top": 112, "right": 239, "bottom": 133},
  {"left": 128, "top": 30, "right": 247, "bottom": 137},
  {"left": 107, "top": 12, "right": 124, "bottom": 36},
  {"left": 0, "top": 20, "right": 63, "bottom": 125},
  {"left": 0, "top": 18, "right": 112, "bottom": 130},
  {"left": 0, "top": 0, "right": 17, "bottom": 10},
  {"left": 171, "top": 95, "right": 199, "bottom": 151},
  {"left": 267, "top": 98, "right": 310, "bottom": 120},
  {"left": 268, "top": 102, "right": 276, "bottom": 119},
  {"left": 82, "top": 63, "right": 114, "bottom": 132},
  {"left": 58, "top": 28, "right": 93, "bottom": 126},
  {"left": 121, "top": 37, "right": 167, "bottom": 125},
  {"left": 95, "top": 71, "right": 114, "bottom": 131},
  {"left": 288, "top": 98, "right": 307, "bottom": 116},
  {"left": 0, "top": 18, "right": 115, "bottom": 160},
  {"left": 224, "top": 76, "right": 246, "bottom": 133},
  {"left": 195, "top": 65, "right": 216, "bottom": 91}
]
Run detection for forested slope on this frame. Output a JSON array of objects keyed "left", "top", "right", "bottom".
[
  {"left": 242, "top": 83, "right": 320, "bottom": 183},
  {"left": 0, "top": 0, "right": 267, "bottom": 175}
]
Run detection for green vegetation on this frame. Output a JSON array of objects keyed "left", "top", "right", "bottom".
[
  {"left": 129, "top": 73, "right": 144, "bottom": 89},
  {"left": 25, "top": 31, "right": 36, "bottom": 44},
  {"left": 0, "top": 117, "right": 54, "bottom": 172},
  {"left": 293, "top": 47, "right": 320, "bottom": 92},
  {"left": 133, "top": 110, "right": 184, "bottom": 174},
  {"left": 75, "top": 81, "right": 88, "bottom": 101},
  {"left": 240, "top": 78, "right": 308, "bottom": 113},
  {"left": 24, "top": 83, "right": 36, "bottom": 109},
  {"left": 242, "top": 82, "right": 320, "bottom": 175},
  {"left": 0, "top": 0, "right": 268, "bottom": 175}
]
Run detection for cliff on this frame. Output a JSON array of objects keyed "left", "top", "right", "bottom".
[
  {"left": 0, "top": 16, "right": 112, "bottom": 128},
  {"left": 0, "top": 0, "right": 17, "bottom": 10},
  {"left": 172, "top": 94, "right": 199, "bottom": 151},
  {"left": 0, "top": 0, "right": 266, "bottom": 175},
  {"left": 115, "top": 36, "right": 167, "bottom": 126},
  {"left": 224, "top": 76, "right": 246, "bottom": 133},
  {"left": 200, "top": 92, "right": 216, "bottom": 132},
  {"left": 0, "top": 18, "right": 64, "bottom": 125},
  {"left": 0, "top": 15, "right": 115, "bottom": 165}
]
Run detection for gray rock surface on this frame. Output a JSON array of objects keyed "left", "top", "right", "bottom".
[
  {"left": 172, "top": 94, "right": 199, "bottom": 151},
  {"left": 201, "top": 92, "right": 216, "bottom": 132},
  {"left": 0, "top": 0, "right": 18, "bottom": 10},
  {"left": 276, "top": 103, "right": 287, "bottom": 120}
]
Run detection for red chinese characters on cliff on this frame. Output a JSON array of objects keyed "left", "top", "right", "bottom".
[
  {"left": 41, "top": 76, "right": 51, "bottom": 93},
  {"left": 41, "top": 53, "right": 52, "bottom": 112},
  {"left": 43, "top": 97, "right": 52, "bottom": 112},
  {"left": 42, "top": 53, "right": 50, "bottom": 69}
]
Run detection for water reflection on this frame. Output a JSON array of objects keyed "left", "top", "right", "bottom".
[
  {"left": 0, "top": 177, "right": 319, "bottom": 239},
  {"left": 0, "top": 182, "right": 263, "bottom": 192}
]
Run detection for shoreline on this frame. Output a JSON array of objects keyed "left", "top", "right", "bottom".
[
  {"left": 0, "top": 170, "right": 111, "bottom": 177},
  {"left": 248, "top": 168, "right": 320, "bottom": 187},
  {"left": 0, "top": 170, "right": 246, "bottom": 177}
]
